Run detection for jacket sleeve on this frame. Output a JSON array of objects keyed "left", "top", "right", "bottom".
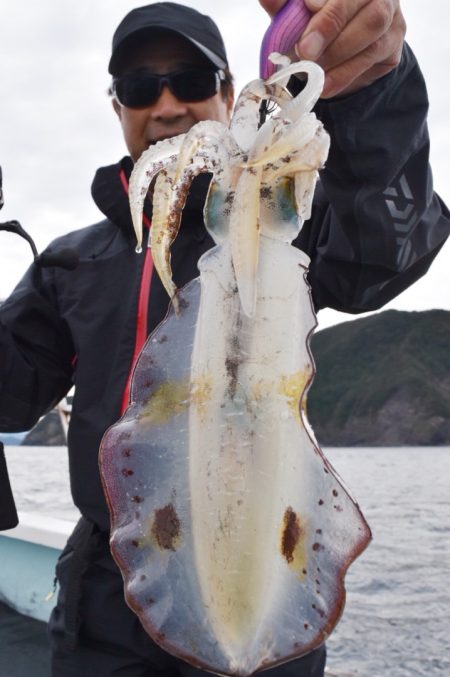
[
  {"left": 296, "top": 42, "right": 450, "bottom": 313},
  {"left": 0, "top": 264, "right": 74, "bottom": 432}
]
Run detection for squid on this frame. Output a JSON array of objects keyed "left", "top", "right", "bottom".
[{"left": 100, "top": 53, "right": 371, "bottom": 676}]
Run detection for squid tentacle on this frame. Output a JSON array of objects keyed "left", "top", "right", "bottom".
[
  {"left": 128, "top": 58, "right": 327, "bottom": 322},
  {"left": 230, "top": 59, "right": 326, "bottom": 314},
  {"left": 175, "top": 120, "right": 238, "bottom": 179},
  {"left": 129, "top": 135, "right": 185, "bottom": 252},
  {"left": 267, "top": 59, "right": 324, "bottom": 123},
  {"left": 229, "top": 164, "right": 264, "bottom": 317},
  {"left": 151, "top": 122, "right": 241, "bottom": 309},
  {"left": 149, "top": 165, "right": 181, "bottom": 312},
  {"left": 230, "top": 79, "right": 269, "bottom": 153},
  {"left": 245, "top": 113, "right": 320, "bottom": 168},
  {"left": 261, "top": 125, "right": 330, "bottom": 182},
  {"left": 230, "top": 78, "right": 291, "bottom": 153}
]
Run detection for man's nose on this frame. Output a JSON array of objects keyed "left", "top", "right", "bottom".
[{"left": 150, "top": 85, "right": 188, "bottom": 119}]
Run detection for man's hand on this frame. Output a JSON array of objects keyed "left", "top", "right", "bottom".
[{"left": 259, "top": 0, "right": 406, "bottom": 98}]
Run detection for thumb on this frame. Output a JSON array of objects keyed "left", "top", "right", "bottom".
[{"left": 304, "top": 0, "right": 328, "bottom": 12}]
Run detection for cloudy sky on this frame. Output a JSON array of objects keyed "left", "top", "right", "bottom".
[{"left": 0, "top": 0, "right": 449, "bottom": 330}]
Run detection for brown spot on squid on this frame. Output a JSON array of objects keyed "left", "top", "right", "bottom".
[
  {"left": 281, "top": 507, "right": 302, "bottom": 563},
  {"left": 279, "top": 507, "right": 308, "bottom": 578},
  {"left": 152, "top": 503, "right": 181, "bottom": 551}
]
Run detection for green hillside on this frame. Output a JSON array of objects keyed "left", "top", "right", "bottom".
[{"left": 308, "top": 309, "right": 450, "bottom": 446}]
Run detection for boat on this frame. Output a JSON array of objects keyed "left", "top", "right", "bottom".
[
  {"left": 0, "top": 397, "right": 75, "bottom": 623},
  {"left": 0, "top": 511, "right": 75, "bottom": 623},
  {"left": 0, "top": 396, "right": 76, "bottom": 677},
  {"left": 0, "top": 506, "right": 76, "bottom": 677}
]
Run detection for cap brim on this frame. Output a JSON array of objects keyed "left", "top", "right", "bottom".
[{"left": 109, "top": 27, "right": 227, "bottom": 75}]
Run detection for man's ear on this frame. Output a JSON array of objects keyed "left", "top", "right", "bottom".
[{"left": 112, "top": 97, "right": 122, "bottom": 120}]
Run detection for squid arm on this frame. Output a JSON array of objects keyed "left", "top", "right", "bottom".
[
  {"left": 149, "top": 122, "right": 241, "bottom": 311},
  {"left": 129, "top": 135, "right": 185, "bottom": 252}
]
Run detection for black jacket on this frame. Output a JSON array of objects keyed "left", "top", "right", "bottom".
[{"left": 1, "top": 44, "right": 449, "bottom": 531}]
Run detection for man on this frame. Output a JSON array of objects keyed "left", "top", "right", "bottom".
[{"left": 0, "top": 1, "right": 448, "bottom": 676}]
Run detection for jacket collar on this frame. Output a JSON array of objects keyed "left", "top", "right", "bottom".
[
  {"left": 91, "top": 157, "right": 142, "bottom": 241},
  {"left": 91, "top": 156, "right": 211, "bottom": 240}
]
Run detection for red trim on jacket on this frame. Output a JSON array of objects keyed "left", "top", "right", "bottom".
[{"left": 118, "top": 167, "right": 153, "bottom": 414}]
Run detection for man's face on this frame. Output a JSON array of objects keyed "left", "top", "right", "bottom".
[{"left": 112, "top": 33, "right": 234, "bottom": 162}]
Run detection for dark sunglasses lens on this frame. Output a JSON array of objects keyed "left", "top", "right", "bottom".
[
  {"left": 115, "top": 69, "right": 220, "bottom": 108},
  {"left": 115, "top": 72, "right": 160, "bottom": 108},
  {"left": 171, "top": 69, "right": 218, "bottom": 102}
]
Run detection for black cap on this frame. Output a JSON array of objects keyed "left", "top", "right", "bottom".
[{"left": 109, "top": 2, "right": 228, "bottom": 75}]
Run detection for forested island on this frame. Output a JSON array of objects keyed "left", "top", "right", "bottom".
[{"left": 308, "top": 308, "right": 450, "bottom": 445}]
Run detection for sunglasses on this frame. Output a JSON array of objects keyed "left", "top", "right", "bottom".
[{"left": 112, "top": 67, "right": 225, "bottom": 109}]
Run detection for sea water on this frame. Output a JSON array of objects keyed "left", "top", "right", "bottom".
[{"left": 4, "top": 445, "right": 450, "bottom": 676}]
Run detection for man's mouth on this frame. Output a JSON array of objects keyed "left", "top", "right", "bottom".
[
  {"left": 148, "top": 135, "right": 171, "bottom": 146},
  {"left": 148, "top": 130, "right": 189, "bottom": 147}
]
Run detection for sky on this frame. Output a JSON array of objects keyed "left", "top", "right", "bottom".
[{"left": 0, "top": 0, "right": 449, "bottom": 330}]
